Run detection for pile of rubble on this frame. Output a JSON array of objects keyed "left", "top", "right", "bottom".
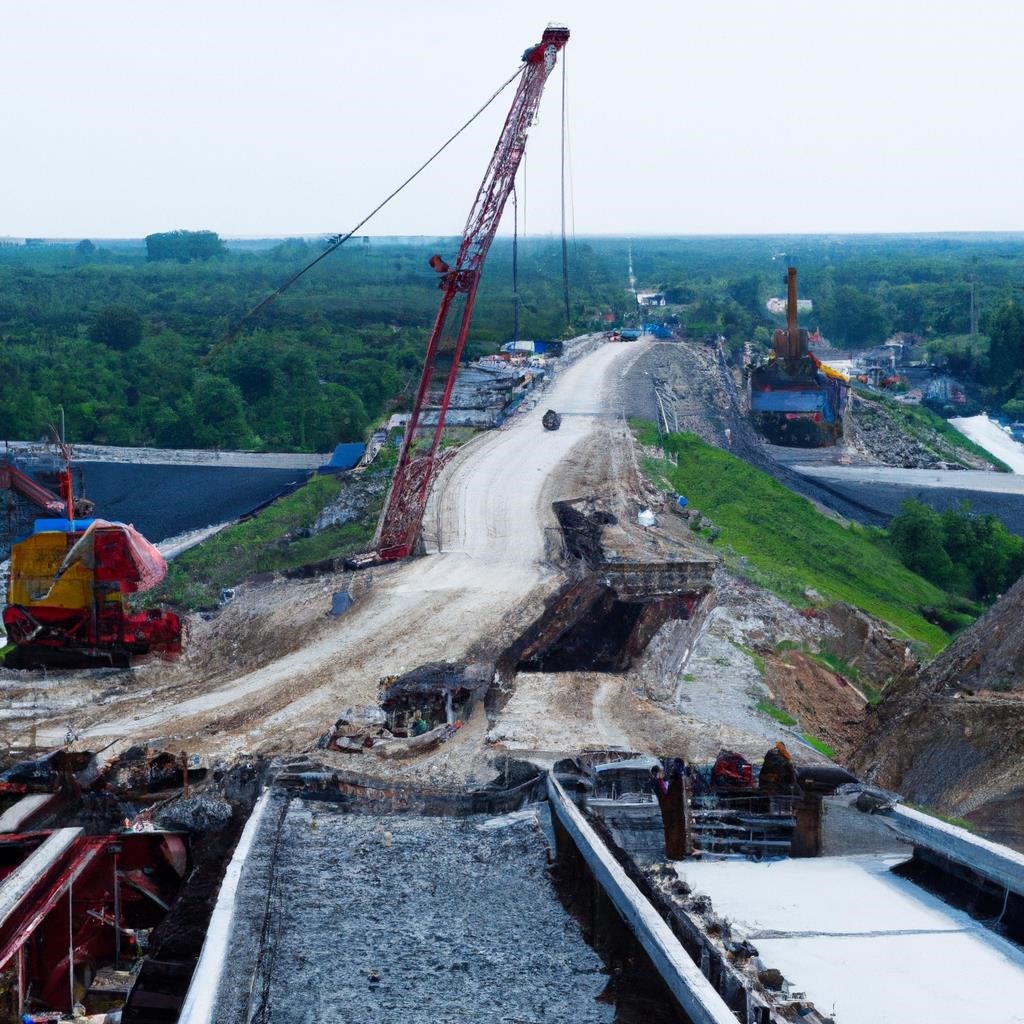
[{"left": 847, "top": 392, "right": 991, "bottom": 469}]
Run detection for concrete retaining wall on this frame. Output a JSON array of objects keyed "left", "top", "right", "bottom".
[
  {"left": 177, "top": 788, "right": 275, "bottom": 1024},
  {"left": 888, "top": 803, "right": 1024, "bottom": 898},
  {"left": 546, "top": 774, "right": 737, "bottom": 1024}
]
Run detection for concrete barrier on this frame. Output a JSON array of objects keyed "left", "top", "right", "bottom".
[
  {"left": 0, "top": 794, "right": 57, "bottom": 834},
  {"left": 546, "top": 774, "right": 737, "bottom": 1024},
  {"left": 178, "top": 788, "right": 275, "bottom": 1024},
  {"left": 0, "top": 828, "right": 83, "bottom": 929},
  {"left": 889, "top": 803, "right": 1024, "bottom": 898}
]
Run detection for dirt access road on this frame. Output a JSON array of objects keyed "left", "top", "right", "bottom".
[{"left": 0, "top": 340, "right": 651, "bottom": 759}]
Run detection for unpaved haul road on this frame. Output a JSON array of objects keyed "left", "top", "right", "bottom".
[{"left": 0, "top": 340, "right": 649, "bottom": 754}]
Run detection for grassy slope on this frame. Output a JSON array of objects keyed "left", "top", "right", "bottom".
[
  {"left": 153, "top": 473, "right": 382, "bottom": 609},
  {"left": 633, "top": 423, "right": 951, "bottom": 652}
]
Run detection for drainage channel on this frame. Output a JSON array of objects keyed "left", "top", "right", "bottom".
[{"left": 184, "top": 783, "right": 710, "bottom": 1024}]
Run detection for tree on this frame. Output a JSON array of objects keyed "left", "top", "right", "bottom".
[
  {"left": 820, "top": 285, "right": 890, "bottom": 347},
  {"left": 889, "top": 499, "right": 1024, "bottom": 602},
  {"left": 984, "top": 299, "right": 1024, "bottom": 395},
  {"left": 888, "top": 500, "right": 956, "bottom": 588},
  {"left": 145, "top": 230, "right": 226, "bottom": 263},
  {"left": 75, "top": 239, "right": 96, "bottom": 259},
  {"left": 88, "top": 305, "right": 143, "bottom": 350},
  {"left": 191, "top": 375, "right": 255, "bottom": 449}
]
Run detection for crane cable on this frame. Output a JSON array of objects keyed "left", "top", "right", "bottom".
[
  {"left": 207, "top": 63, "right": 528, "bottom": 362},
  {"left": 559, "top": 49, "right": 571, "bottom": 328},
  {"left": 512, "top": 184, "right": 520, "bottom": 346}
]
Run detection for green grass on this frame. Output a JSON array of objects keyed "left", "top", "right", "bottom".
[
  {"left": 757, "top": 700, "right": 797, "bottom": 726},
  {"left": 731, "top": 640, "right": 766, "bottom": 675},
  {"left": 905, "top": 802, "right": 977, "bottom": 832},
  {"left": 632, "top": 422, "right": 954, "bottom": 652},
  {"left": 802, "top": 734, "right": 837, "bottom": 759},
  {"left": 151, "top": 472, "right": 386, "bottom": 609}
]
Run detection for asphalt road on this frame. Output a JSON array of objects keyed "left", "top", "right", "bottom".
[{"left": 788, "top": 465, "right": 1024, "bottom": 537}]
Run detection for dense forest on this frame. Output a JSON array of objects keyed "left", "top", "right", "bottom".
[{"left": 3, "top": 231, "right": 1024, "bottom": 451}]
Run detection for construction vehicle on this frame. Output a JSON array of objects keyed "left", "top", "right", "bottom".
[
  {"left": 502, "top": 339, "right": 564, "bottom": 357},
  {"left": 2, "top": 449, "right": 181, "bottom": 667},
  {"left": 374, "top": 25, "right": 570, "bottom": 560},
  {"left": 749, "top": 267, "right": 849, "bottom": 447},
  {"left": 643, "top": 323, "right": 674, "bottom": 340}
]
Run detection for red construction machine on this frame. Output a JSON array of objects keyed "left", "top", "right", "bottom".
[
  {"left": 2, "top": 447, "right": 182, "bottom": 667},
  {"left": 374, "top": 25, "right": 570, "bottom": 560}
]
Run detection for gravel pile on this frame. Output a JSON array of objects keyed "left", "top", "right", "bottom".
[{"left": 214, "top": 797, "right": 613, "bottom": 1024}]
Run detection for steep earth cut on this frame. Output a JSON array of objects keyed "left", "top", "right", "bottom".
[{"left": 852, "top": 573, "right": 1024, "bottom": 849}]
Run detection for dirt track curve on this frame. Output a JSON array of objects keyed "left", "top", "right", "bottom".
[{"left": 0, "top": 341, "right": 651, "bottom": 759}]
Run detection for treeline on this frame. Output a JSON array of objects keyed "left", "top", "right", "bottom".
[
  {"left": 889, "top": 499, "right": 1024, "bottom": 604},
  {"left": 0, "top": 234, "right": 622, "bottom": 450},
  {"left": 6, "top": 232, "right": 1024, "bottom": 450},
  {"left": 595, "top": 236, "right": 1024, "bottom": 386}
]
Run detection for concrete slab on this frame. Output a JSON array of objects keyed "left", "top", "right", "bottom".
[
  {"left": 0, "top": 794, "right": 55, "bottom": 833},
  {"left": 206, "top": 797, "right": 618, "bottom": 1023},
  {"left": 676, "top": 855, "right": 1024, "bottom": 1024}
]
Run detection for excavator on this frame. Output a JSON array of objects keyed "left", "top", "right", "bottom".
[{"left": 749, "top": 267, "right": 849, "bottom": 447}]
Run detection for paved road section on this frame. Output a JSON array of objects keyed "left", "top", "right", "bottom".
[
  {"left": 81, "top": 462, "right": 308, "bottom": 542},
  {"left": 786, "top": 464, "right": 1024, "bottom": 536},
  {"left": 790, "top": 464, "right": 1024, "bottom": 494},
  {"left": 2, "top": 441, "right": 326, "bottom": 470}
]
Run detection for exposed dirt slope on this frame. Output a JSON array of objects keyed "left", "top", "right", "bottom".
[{"left": 852, "top": 573, "right": 1024, "bottom": 848}]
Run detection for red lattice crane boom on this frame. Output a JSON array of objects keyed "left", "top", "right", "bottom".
[{"left": 375, "top": 25, "right": 570, "bottom": 560}]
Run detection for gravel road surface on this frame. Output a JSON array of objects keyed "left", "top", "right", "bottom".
[{"left": 211, "top": 799, "right": 613, "bottom": 1024}]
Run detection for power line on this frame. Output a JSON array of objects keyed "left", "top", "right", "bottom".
[{"left": 207, "top": 63, "right": 527, "bottom": 363}]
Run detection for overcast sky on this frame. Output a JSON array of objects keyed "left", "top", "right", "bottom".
[{"left": 3, "top": 0, "right": 1022, "bottom": 238}]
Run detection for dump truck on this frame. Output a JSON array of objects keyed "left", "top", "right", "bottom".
[
  {"left": 501, "top": 339, "right": 564, "bottom": 357},
  {"left": 643, "top": 323, "right": 674, "bottom": 340},
  {"left": 749, "top": 267, "right": 849, "bottom": 447}
]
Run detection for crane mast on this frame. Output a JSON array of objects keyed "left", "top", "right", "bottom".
[{"left": 376, "top": 25, "right": 570, "bottom": 560}]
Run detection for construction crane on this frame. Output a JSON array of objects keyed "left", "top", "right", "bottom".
[{"left": 374, "top": 25, "right": 570, "bottom": 560}]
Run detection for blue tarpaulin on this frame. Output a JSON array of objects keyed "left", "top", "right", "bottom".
[{"left": 319, "top": 443, "right": 366, "bottom": 473}]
